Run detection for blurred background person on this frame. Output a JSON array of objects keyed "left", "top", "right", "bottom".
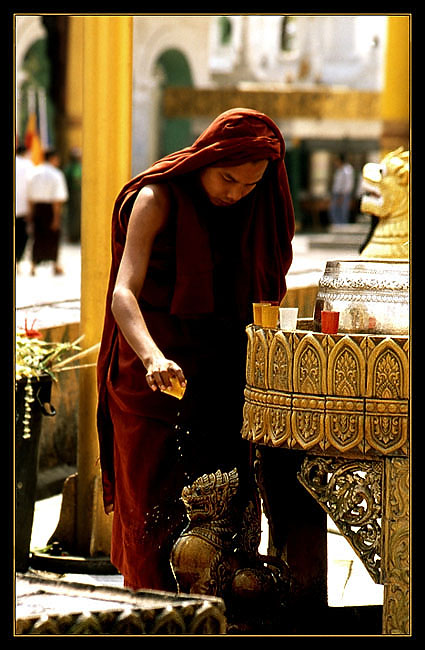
[
  {"left": 328, "top": 153, "right": 355, "bottom": 225},
  {"left": 27, "top": 148, "right": 69, "bottom": 275},
  {"left": 15, "top": 143, "right": 34, "bottom": 270}
]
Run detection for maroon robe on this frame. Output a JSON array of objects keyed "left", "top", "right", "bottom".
[{"left": 96, "top": 108, "right": 295, "bottom": 590}]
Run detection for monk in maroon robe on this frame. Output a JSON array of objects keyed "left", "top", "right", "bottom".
[{"left": 96, "top": 108, "right": 295, "bottom": 591}]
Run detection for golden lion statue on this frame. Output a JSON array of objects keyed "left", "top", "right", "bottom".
[
  {"left": 170, "top": 468, "right": 290, "bottom": 631},
  {"left": 360, "top": 147, "right": 409, "bottom": 259}
]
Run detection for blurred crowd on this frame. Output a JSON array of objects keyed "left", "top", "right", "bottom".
[{"left": 15, "top": 144, "right": 81, "bottom": 275}]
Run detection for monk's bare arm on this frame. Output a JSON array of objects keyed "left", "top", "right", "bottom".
[{"left": 111, "top": 184, "right": 186, "bottom": 392}]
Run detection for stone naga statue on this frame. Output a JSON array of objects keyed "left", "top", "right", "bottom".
[
  {"left": 170, "top": 468, "right": 290, "bottom": 616},
  {"left": 360, "top": 147, "right": 409, "bottom": 260}
]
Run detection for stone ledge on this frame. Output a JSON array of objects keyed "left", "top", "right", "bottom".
[{"left": 16, "top": 573, "right": 227, "bottom": 635}]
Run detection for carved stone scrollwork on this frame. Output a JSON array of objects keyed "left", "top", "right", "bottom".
[
  {"left": 298, "top": 456, "right": 383, "bottom": 583},
  {"left": 382, "top": 457, "right": 410, "bottom": 635}
]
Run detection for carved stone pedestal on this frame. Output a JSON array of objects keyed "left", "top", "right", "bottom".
[{"left": 242, "top": 323, "right": 410, "bottom": 635}]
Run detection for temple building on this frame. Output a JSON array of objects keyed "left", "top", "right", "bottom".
[{"left": 15, "top": 15, "right": 408, "bottom": 228}]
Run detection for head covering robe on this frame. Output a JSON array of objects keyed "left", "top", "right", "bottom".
[{"left": 96, "top": 108, "right": 295, "bottom": 589}]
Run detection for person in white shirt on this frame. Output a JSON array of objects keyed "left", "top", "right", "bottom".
[
  {"left": 27, "top": 148, "right": 69, "bottom": 275},
  {"left": 15, "top": 144, "right": 34, "bottom": 264},
  {"left": 329, "top": 153, "right": 355, "bottom": 225}
]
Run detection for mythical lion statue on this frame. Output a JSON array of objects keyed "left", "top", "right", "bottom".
[
  {"left": 170, "top": 468, "right": 290, "bottom": 629},
  {"left": 171, "top": 468, "right": 241, "bottom": 596},
  {"left": 360, "top": 147, "right": 409, "bottom": 259}
]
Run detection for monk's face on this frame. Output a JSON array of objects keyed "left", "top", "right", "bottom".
[{"left": 199, "top": 159, "right": 268, "bottom": 207}]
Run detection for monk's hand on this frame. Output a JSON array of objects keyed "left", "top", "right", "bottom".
[{"left": 145, "top": 356, "right": 186, "bottom": 393}]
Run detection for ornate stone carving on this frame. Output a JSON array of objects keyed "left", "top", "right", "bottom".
[
  {"left": 314, "top": 259, "right": 409, "bottom": 335},
  {"left": 267, "top": 399, "right": 292, "bottom": 447},
  {"left": 325, "top": 397, "right": 364, "bottom": 454},
  {"left": 268, "top": 331, "right": 292, "bottom": 392},
  {"left": 250, "top": 402, "right": 268, "bottom": 444},
  {"left": 243, "top": 300, "right": 410, "bottom": 632},
  {"left": 298, "top": 456, "right": 384, "bottom": 583},
  {"left": 170, "top": 468, "right": 290, "bottom": 631},
  {"left": 360, "top": 148, "right": 409, "bottom": 261},
  {"left": 318, "top": 274, "right": 409, "bottom": 294},
  {"left": 383, "top": 458, "right": 410, "bottom": 634},
  {"left": 297, "top": 455, "right": 410, "bottom": 634},
  {"left": 253, "top": 328, "right": 268, "bottom": 389},
  {"left": 245, "top": 324, "right": 254, "bottom": 386},
  {"left": 243, "top": 386, "right": 292, "bottom": 448},
  {"left": 327, "top": 335, "right": 366, "bottom": 397},
  {"left": 171, "top": 468, "right": 241, "bottom": 597},
  {"left": 366, "top": 337, "right": 409, "bottom": 399},
  {"left": 365, "top": 399, "right": 409, "bottom": 456},
  {"left": 242, "top": 325, "right": 409, "bottom": 458},
  {"left": 291, "top": 396, "right": 325, "bottom": 451},
  {"left": 293, "top": 332, "right": 327, "bottom": 395}
]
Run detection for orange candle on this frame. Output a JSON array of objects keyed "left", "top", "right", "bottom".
[{"left": 262, "top": 304, "right": 279, "bottom": 328}]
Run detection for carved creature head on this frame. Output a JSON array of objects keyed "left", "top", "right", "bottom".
[
  {"left": 360, "top": 147, "right": 409, "bottom": 221},
  {"left": 181, "top": 468, "right": 239, "bottom": 523}
]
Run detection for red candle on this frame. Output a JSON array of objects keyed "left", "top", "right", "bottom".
[{"left": 321, "top": 310, "right": 340, "bottom": 334}]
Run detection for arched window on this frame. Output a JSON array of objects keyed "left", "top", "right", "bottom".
[
  {"left": 19, "top": 38, "right": 52, "bottom": 146},
  {"left": 155, "top": 48, "right": 193, "bottom": 88},
  {"left": 280, "top": 16, "right": 297, "bottom": 52},
  {"left": 154, "top": 49, "right": 194, "bottom": 158},
  {"left": 218, "top": 16, "right": 232, "bottom": 45}
]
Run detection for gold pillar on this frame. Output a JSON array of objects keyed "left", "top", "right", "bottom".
[
  {"left": 78, "top": 16, "right": 133, "bottom": 555},
  {"left": 381, "top": 15, "right": 410, "bottom": 153},
  {"left": 64, "top": 16, "right": 83, "bottom": 152}
]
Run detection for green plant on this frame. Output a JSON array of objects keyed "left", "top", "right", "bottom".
[{"left": 16, "top": 319, "right": 98, "bottom": 438}]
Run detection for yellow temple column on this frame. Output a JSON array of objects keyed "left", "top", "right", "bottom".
[
  {"left": 64, "top": 16, "right": 83, "bottom": 152},
  {"left": 381, "top": 15, "right": 410, "bottom": 153},
  {"left": 77, "top": 16, "right": 133, "bottom": 555}
]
